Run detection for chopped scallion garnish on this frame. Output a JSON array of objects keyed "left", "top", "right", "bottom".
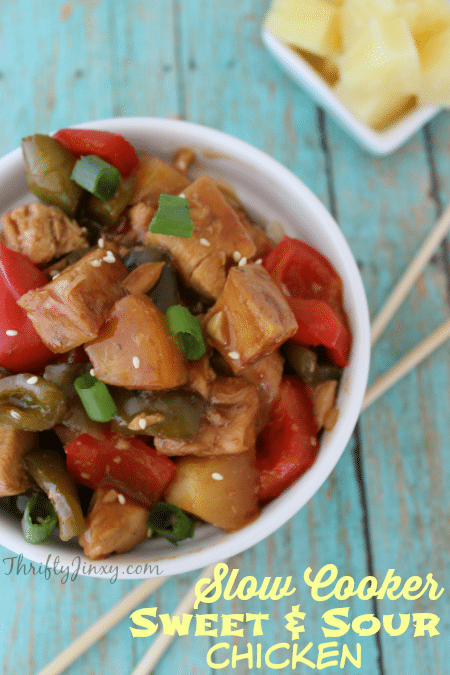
[
  {"left": 21, "top": 493, "right": 58, "bottom": 544},
  {"left": 149, "top": 193, "right": 193, "bottom": 237},
  {"left": 165, "top": 304, "right": 206, "bottom": 360},
  {"left": 71, "top": 154, "right": 121, "bottom": 201},
  {"left": 74, "top": 372, "right": 117, "bottom": 422},
  {"left": 148, "top": 502, "right": 195, "bottom": 545}
]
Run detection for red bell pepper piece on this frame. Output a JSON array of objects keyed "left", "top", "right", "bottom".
[
  {"left": 256, "top": 376, "right": 319, "bottom": 503},
  {"left": 53, "top": 128, "right": 139, "bottom": 177},
  {"left": 263, "top": 237, "right": 351, "bottom": 366},
  {"left": 0, "top": 242, "right": 54, "bottom": 372},
  {"left": 287, "top": 297, "right": 351, "bottom": 368},
  {"left": 64, "top": 431, "right": 177, "bottom": 509}
]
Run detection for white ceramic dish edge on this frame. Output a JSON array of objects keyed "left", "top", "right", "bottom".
[{"left": 0, "top": 117, "right": 371, "bottom": 578}]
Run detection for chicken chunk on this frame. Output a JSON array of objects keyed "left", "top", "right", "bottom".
[
  {"left": 2, "top": 202, "right": 88, "bottom": 265},
  {"left": 186, "top": 354, "right": 216, "bottom": 399},
  {"left": 79, "top": 487, "right": 151, "bottom": 560},
  {"left": 85, "top": 294, "right": 188, "bottom": 390},
  {"left": 203, "top": 264, "right": 297, "bottom": 372},
  {"left": 240, "top": 350, "right": 285, "bottom": 430},
  {"left": 18, "top": 245, "right": 127, "bottom": 353},
  {"left": 118, "top": 202, "right": 156, "bottom": 246},
  {"left": 143, "top": 175, "right": 257, "bottom": 299},
  {"left": 0, "top": 425, "right": 35, "bottom": 496},
  {"left": 154, "top": 377, "right": 259, "bottom": 456}
]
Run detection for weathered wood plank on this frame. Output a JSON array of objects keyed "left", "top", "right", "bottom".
[{"left": 328, "top": 112, "right": 450, "bottom": 673}]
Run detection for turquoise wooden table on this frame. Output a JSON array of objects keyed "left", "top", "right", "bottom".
[{"left": 1, "top": 2, "right": 449, "bottom": 674}]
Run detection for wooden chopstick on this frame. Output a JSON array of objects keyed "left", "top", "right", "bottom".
[
  {"left": 129, "top": 563, "right": 217, "bottom": 675},
  {"left": 363, "top": 317, "right": 450, "bottom": 411},
  {"left": 362, "top": 201, "right": 450, "bottom": 408},
  {"left": 370, "top": 200, "right": 450, "bottom": 345},
  {"left": 35, "top": 575, "right": 167, "bottom": 675}
]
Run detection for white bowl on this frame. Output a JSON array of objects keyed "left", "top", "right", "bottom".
[
  {"left": 263, "top": 30, "right": 440, "bottom": 156},
  {"left": 0, "top": 117, "right": 370, "bottom": 578}
]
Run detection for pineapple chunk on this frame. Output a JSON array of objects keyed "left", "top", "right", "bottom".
[
  {"left": 264, "top": 0, "right": 342, "bottom": 57},
  {"left": 417, "top": 26, "right": 450, "bottom": 106},
  {"left": 403, "top": 0, "right": 450, "bottom": 48},
  {"left": 337, "top": 15, "right": 420, "bottom": 95},
  {"left": 340, "top": 0, "right": 398, "bottom": 50},
  {"left": 334, "top": 81, "right": 416, "bottom": 129}
]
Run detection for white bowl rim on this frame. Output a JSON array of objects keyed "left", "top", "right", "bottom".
[{"left": 0, "top": 117, "right": 371, "bottom": 579}]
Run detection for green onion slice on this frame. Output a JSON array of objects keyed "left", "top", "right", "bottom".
[
  {"left": 21, "top": 493, "right": 58, "bottom": 544},
  {"left": 165, "top": 304, "right": 206, "bottom": 360},
  {"left": 74, "top": 372, "right": 117, "bottom": 422},
  {"left": 149, "top": 193, "right": 193, "bottom": 237},
  {"left": 71, "top": 155, "right": 121, "bottom": 201},
  {"left": 148, "top": 502, "right": 195, "bottom": 546}
]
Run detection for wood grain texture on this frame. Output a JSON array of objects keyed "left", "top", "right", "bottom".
[{"left": 0, "top": 1, "right": 449, "bottom": 674}]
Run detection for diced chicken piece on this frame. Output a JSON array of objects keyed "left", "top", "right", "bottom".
[
  {"left": 238, "top": 213, "right": 275, "bottom": 260},
  {"left": 215, "top": 182, "right": 274, "bottom": 259},
  {"left": 118, "top": 202, "right": 156, "bottom": 246},
  {"left": 85, "top": 294, "right": 188, "bottom": 390},
  {"left": 131, "top": 155, "right": 190, "bottom": 207},
  {"left": 240, "top": 350, "right": 285, "bottom": 430},
  {"left": 18, "top": 245, "right": 127, "bottom": 353},
  {"left": 0, "top": 425, "right": 36, "bottom": 496},
  {"left": 143, "top": 175, "right": 257, "bottom": 299},
  {"left": 186, "top": 354, "right": 216, "bottom": 399},
  {"left": 154, "top": 377, "right": 259, "bottom": 456},
  {"left": 79, "top": 487, "right": 151, "bottom": 560},
  {"left": 1, "top": 202, "right": 88, "bottom": 265},
  {"left": 172, "top": 147, "right": 196, "bottom": 173},
  {"left": 307, "top": 379, "right": 339, "bottom": 431},
  {"left": 121, "top": 261, "right": 165, "bottom": 294},
  {"left": 203, "top": 264, "right": 297, "bottom": 372}
]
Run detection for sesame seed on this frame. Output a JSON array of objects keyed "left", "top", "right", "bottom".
[
  {"left": 311, "top": 437, "right": 317, "bottom": 446},
  {"left": 238, "top": 256, "right": 247, "bottom": 267},
  {"left": 138, "top": 418, "right": 147, "bottom": 430},
  {"left": 178, "top": 193, "right": 186, "bottom": 199},
  {"left": 255, "top": 258, "right": 263, "bottom": 264},
  {"left": 27, "top": 376, "right": 38, "bottom": 385},
  {"left": 98, "top": 237, "right": 105, "bottom": 248},
  {"left": 103, "top": 252, "right": 116, "bottom": 263},
  {"left": 178, "top": 160, "right": 187, "bottom": 171},
  {"left": 81, "top": 472, "right": 90, "bottom": 480},
  {"left": 90, "top": 368, "right": 95, "bottom": 377},
  {"left": 212, "top": 472, "right": 224, "bottom": 481},
  {"left": 10, "top": 411, "right": 20, "bottom": 419},
  {"left": 200, "top": 238, "right": 210, "bottom": 247},
  {"left": 147, "top": 527, "right": 152, "bottom": 538},
  {"left": 132, "top": 356, "right": 140, "bottom": 369},
  {"left": 49, "top": 269, "right": 60, "bottom": 278},
  {"left": 113, "top": 456, "right": 122, "bottom": 463},
  {"left": 228, "top": 351, "right": 240, "bottom": 360},
  {"left": 90, "top": 259, "right": 102, "bottom": 267},
  {"left": 5, "top": 330, "right": 18, "bottom": 337},
  {"left": 117, "top": 494, "right": 126, "bottom": 504},
  {"left": 232, "top": 251, "right": 242, "bottom": 262}
]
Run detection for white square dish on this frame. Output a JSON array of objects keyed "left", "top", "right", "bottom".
[{"left": 263, "top": 30, "right": 441, "bottom": 155}]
